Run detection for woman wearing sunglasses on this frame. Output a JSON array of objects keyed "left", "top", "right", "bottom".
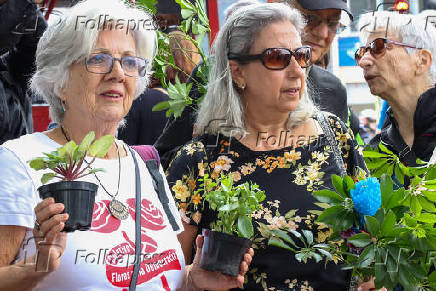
[
  {"left": 166, "top": 3, "right": 367, "bottom": 290},
  {"left": 356, "top": 11, "right": 436, "bottom": 166}
]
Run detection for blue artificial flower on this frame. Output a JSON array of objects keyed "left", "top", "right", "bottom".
[{"left": 350, "top": 177, "right": 381, "bottom": 216}]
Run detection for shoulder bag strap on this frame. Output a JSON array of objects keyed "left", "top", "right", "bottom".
[
  {"left": 145, "top": 160, "right": 180, "bottom": 232},
  {"left": 316, "top": 111, "right": 347, "bottom": 176},
  {"left": 128, "top": 146, "right": 142, "bottom": 291}
]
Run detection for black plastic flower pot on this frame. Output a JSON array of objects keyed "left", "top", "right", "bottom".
[
  {"left": 200, "top": 230, "right": 251, "bottom": 276},
  {"left": 38, "top": 181, "right": 98, "bottom": 233}
]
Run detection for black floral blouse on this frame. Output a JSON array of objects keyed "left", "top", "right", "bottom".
[{"left": 166, "top": 115, "right": 367, "bottom": 291}]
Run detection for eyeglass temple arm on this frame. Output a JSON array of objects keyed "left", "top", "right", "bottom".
[
  {"left": 387, "top": 40, "right": 421, "bottom": 49},
  {"left": 227, "top": 54, "right": 262, "bottom": 61}
]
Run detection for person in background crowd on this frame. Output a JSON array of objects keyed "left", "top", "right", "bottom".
[
  {"left": 167, "top": 3, "right": 368, "bottom": 290},
  {"left": 359, "top": 109, "right": 378, "bottom": 144},
  {"left": 286, "top": 0, "right": 352, "bottom": 125},
  {"left": 357, "top": 11, "right": 436, "bottom": 165},
  {"left": 117, "top": 87, "right": 170, "bottom": 145},
  {"left": 0, "top": 1, "right": 252, "bottom": 289},
  {"left": 119, "top": 0, "right": 200, "bottom": 146},
  {"left": 0, "top": 0, "right": 47, "bottom": 144},
  {"left": 154, "top": 0, "right": 259, "bottom": 169}
]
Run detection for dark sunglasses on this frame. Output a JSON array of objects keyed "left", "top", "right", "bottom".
[
  {"left": 228, "top": 46, "right": 312, "bottom": 70},
  {"left": 85, "top": 53, "right": 148, "bottom": 77},
  {"left": 355, "top": 37, "right": 421, "bottom": 64}
]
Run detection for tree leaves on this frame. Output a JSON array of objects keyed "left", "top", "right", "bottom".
[{"left": 347, "top": 233, "right": 372, "bottom": 248}]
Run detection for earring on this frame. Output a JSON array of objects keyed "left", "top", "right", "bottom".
[
  {"left": 239, "top": 83, "right": 246, "bottom": 90},
  {"left": 61, "top": 100, "right": 66, "bottom": 113}
]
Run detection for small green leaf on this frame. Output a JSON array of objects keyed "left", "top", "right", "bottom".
[
  {"left": 347, "top": 233, "right": 372, "bottom": 248},
  {"left": 363, "top": 151, "right": 390, "bottom": 158},
  {"left": 89, "top": 135, "right": 114, "bottom": 158},
  {"left": 381, "top": 210, "right": 396, "bottom": 236},
  {"left": 152, "top": 101, "right": 170, "bottom": 112},
  {"left": 357, "top": 245, "right": 375, "bottom": 268},
  {"left": 343, "top": 175, "right": 355, "bottom": 194},
  {"left": 77, "top": 131, "right": 95, "bottom": 158},
  {"left": 378, "top": 143, "right": 394, "bottom": 155},
  {"left": 41, "top": 173, "right": 56, "bottom": 184},
  {"left": 428, "top": 270, "right": 436, "bottom": 284},
  {"left": 416, "top": 213, "right": 436, "bottom": 223},
  {"left": 417, "top": 196, "right": 436, "bottom": 212},
  {"left": 271, "top": 229, "right": 298, "bottom": 248},
  {"left": 268, "top": 237, "right": 293, "bottom": 251},
  {"left": 331, "top": 175, "right": 346, "bottom": 197},
  {"left": 58, "top": 140, "right": 77, "bottom": 161},
  {"left": 237, "top": 215, "right": 253, "bottom": 239},
  {"left": 380, "top": 174, "right": 394, "bottom": 208},
  {"left": 88, "top": 168, "right": 105, "bottom": 174},
  {"left": 410, "top": 195, "right": 423, "bottom": 215},
  {"left": 312, "top": 189, "right": 344, "bottom": 204},
  {"left": 365, "top": 216, "right": 380, "bottom": 237},
  {"left": 316, "top": 205, "right": 344, "bottom": 226},
  {"left": 29, "top": 158, "right": 47, "bottom": 170},
  {"left": 385, "top": 188, "right": 405, "bottom": 210}
]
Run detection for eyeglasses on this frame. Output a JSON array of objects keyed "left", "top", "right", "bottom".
[
  {"left": 354, "top": 38, "right": 421, "bottom": 64},
  {"left": 303, "top": 13, "right": 344, "bottom": 34},
  {"left": 228, "top": 46, "right": 312, "bottom": 70},
  {"left": 85, "top": 53, "right": 149, "bottom": 77}
]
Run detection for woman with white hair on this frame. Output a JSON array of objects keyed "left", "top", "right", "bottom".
[
  {"left": 356, "top": 11, "right": 436, "bottom": 165},
  {"left": 166, "top": 3, "right": 366, "bottom": 290},
  {"left": 0, "top": 0, "right": 252, "bottom": 290}
]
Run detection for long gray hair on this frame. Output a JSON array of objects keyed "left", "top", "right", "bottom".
[
  {"left": 195, "top": 3, "right": 315, "bottom": 136},
  {"left": 30, "top": 0, "right": 157, "bottom": 124}
]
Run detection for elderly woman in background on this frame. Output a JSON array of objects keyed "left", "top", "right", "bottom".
[
  {"left": 356, "top": 11, "right": 436, "bottom": 165},
  {"left": 0, "top": 1, "right": 251, "bottom": 290},
  {"left": 167, "top": 3, "right": 367, "bottom": 290}
]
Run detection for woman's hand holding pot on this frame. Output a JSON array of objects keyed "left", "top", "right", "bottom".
[
  {"left": 33, "top": 198, "right": 68, "bottom": 274},
  {"left": 186, "top": 235, "right": 254, "bottom": 290}
]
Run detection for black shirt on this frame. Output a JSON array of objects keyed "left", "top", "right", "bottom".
[
  {"left": 166, "top": 115, "right": 366, "bottom": 290},
  {"left": 118, "top": 88, "right": 169, "bottom": 146}
]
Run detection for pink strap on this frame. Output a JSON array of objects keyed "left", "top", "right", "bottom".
[{"left": 131, "top": 145, "right": 160, "bottom": 167}]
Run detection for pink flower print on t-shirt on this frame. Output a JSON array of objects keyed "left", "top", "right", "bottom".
[{"left": 91, "top": 200, "right": 121, "bottom": 233}]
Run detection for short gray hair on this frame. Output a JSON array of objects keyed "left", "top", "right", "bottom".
[
  {"left": 359, "top": 11, "right": 436, "bottom": 82},
  {"left": 195, "top": 3, "right": 315, "bottom": 136},
  {"left": 30, "top": 0, "right": 157, "bottom": 124}
]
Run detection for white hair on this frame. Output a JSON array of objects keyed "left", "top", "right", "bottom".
[
  {"left": 358, "top": 11, "right": 436, "bottom": 82},
  {"left": 30, "top": 0, "right": 157, "bottom": 124},
  {"left": 195, "top": 3, "right": 315, "bottom": 137},
  {"left": 224, "top": 0, "right": 259, "bottom": 20}
]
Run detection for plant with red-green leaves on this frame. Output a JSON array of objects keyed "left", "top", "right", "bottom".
[{"left": 28, "top": 131, "right": 114, "bottom": 184}]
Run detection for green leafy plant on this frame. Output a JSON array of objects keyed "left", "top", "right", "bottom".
[
  {"left": 28, "top": 132, "right": 114, "bottom": 184},
  {"left": 266, "top": 144, "right": 436, "bottom": 290},
  {"left": 151, "top": 0, "right": 210, "bottom": 118},
  {"left": 198, "top": 172, "right": 266, "bottom": 239}
]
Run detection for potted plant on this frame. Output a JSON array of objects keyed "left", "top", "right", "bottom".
[
  {"left": 28, "top": 131, "right": 113, "bottom": 232},
  {"left": 197, "top": 172, "right": 266, "bottom": 276}
]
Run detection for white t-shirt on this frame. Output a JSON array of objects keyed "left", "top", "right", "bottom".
[{"left": 0, "top": 133, "right": 185, "bottom": 290}]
